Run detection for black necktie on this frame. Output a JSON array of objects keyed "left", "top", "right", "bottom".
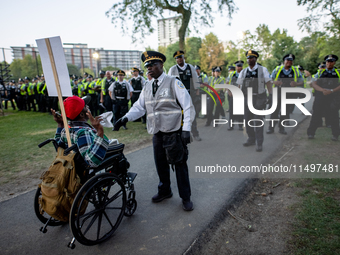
[{"left": 153, "top": 79, "right": 159, "bottom": 96}]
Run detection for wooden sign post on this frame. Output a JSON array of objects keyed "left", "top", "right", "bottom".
[{"left": 36, "top": 36, "right": 73, "bottom": 147}]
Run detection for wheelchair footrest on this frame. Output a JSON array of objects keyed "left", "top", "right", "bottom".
[{"left": 127, "top": 172, "right": 137, "bottom": 183}]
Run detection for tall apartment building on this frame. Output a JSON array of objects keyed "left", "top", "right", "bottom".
[
  {"left": 11, "top": 43, "right": 142, "bottom": 72},
  {"left": 158, "top": 16, "right": 181, "bottom": 48}
]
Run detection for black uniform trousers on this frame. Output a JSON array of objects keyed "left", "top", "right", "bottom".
[
  {"left": 191, "top": 95, "right": 200, "bottom": 137},
  {"left": 206, "top": 96, "right": 215, "bottom": 125},
  {"left": 103, "top": 94, "right": 112, "bottom": 113},
  {"left": 228, "top": 94, "right": 244, "bottom": 128},
  {"left": 268, "top": 91, "right": 290, "bottom": 131},
  {"left": 244, "top": 93, "right": 266, "bottom": 145},
  {"left": 307, "top": 94, "right": 340, "bottom": 137},
  {"left": 27, "top": 95, "right": 36, "bottom": 111},
  {"left": 214, "top": 92, "right": 225, "bottom": 119},
  {"left": 113, "top": 99, "right": 128, "bottom": 125},
  {"left": 153, "top": 131, "right": 191, "bottom": 200}
]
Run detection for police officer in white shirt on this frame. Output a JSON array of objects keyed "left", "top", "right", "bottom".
[
  {"left": 168, "top": 50, "right": 201, "bottom": 141},
  {"left": 108, "top": 70, "right": 134, "bottom": 130},
  {"left": 114, "top": 51, "right": 195, "bottom": 211},
  {"left": 236, "top": 50, "right": 273, "bottom": 152}
]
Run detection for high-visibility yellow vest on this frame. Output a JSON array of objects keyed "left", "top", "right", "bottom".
[
  {"left": 20, "top": 84, "right": 26, "bottom": 95},
  {"left": 272, "top": 65, "right": 298, "bottom": 87}
]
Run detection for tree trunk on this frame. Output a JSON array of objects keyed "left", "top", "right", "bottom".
[{"left": 178, "top": 9, "right": 191, "bottom": 51}]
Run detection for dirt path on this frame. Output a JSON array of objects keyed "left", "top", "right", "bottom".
[{"left": 187, "top": 117, "right": 334, "bottom": 255}]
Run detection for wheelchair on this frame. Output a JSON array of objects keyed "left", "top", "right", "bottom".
[{"left": 34, "top": 138, "right": 137, "bottom": 249}]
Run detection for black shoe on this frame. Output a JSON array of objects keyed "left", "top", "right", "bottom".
[
  {"left": 243, "top": 140, "right": 256, "bottom": 147},
  {"left": 308, "top": 135, "right": 314, "bottom": 139},
  {"left": 152, "top": 192, "right": 173, "bottom": 203},
  {"left": 123, "top": 126, "right": 128, "bottom": 130},
  {"left": 193, "top": 135, "right": 202, "bottom": 141},
  {"left": 279, "top": 129, "right": 287, "bottom": 135},
  {"left": 331, "top": 136, "right": 338, "bottom": 141},
  {"left": 239, "top": 127, "right": 244, "bottom": 131},
  {"left": 227, "top": 127, "right": 233, "bottom": 131},
  {"left": 266, "top": 129, "right": 274, "bottom": 134},
  {"left": 182, "top": 199, "right": 194, "bottom": 211},
  {"left": 256, "top": 145, "right": 263, "bottom": 152}
]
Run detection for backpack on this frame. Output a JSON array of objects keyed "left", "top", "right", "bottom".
[{"left": 39, "top": 147, "right": 86, "bottom": 222}]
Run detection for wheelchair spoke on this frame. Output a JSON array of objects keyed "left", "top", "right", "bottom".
[
  {"left": 105, "top": 207, "right": 123, "bottom": 210},
  {"left": 104, "top": 189, "right": 123, "bottom": 207},
  {"left": 77, "top": 208, "right": 101, "bottom": 222},
  {"left": 103, "top": 210, "right": 114, "bottom": 228},
  {"left": 83, "top": 211, "right": 100, "bottom": 236},
  {"left": 97, "top": 212, "right": 103, "bottom": 240}
]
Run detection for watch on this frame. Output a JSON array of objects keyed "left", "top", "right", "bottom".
[{"left": 331, "top": 89, "right": 334, "bottom": 92}]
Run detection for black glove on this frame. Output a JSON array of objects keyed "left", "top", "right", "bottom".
[
  {"left": 113, "top": 117, "right": 128, "bottom": 131},
  {"left": 181, "top": 131, "right": 191, "bottom": 145}
]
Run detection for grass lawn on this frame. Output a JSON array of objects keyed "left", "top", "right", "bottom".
[
  {"left": 0, "top": 109, "right": 151, "bottom": 183},
  {"left": 290, "top": 118, "right": 340, "bottom": 254}
]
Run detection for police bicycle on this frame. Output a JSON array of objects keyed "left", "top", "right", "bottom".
[{"left": 34, "top": 138, "right": 137, "bottom": 249}]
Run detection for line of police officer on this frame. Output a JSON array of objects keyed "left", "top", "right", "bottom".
[{"left": 176, "top": 50, "right": 340, "bottom": 151}]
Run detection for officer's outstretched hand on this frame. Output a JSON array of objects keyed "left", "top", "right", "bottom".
[
  {"left": 181, "top": 131, "right": 191, "bottom": 145},
  {"left": 113, "top": 117, "right": 128, "bottom": 131}
]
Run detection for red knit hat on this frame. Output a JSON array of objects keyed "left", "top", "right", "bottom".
[{"left": 63, "top": 96, "right": 90, "bottom": 120}]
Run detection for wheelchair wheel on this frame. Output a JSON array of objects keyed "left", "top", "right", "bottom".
[
  {"left": 69, "top": 172, "right": 126, "bottom": 246},
  {"left": 34, "top": 187, "right": 66, "bottom": 226}
]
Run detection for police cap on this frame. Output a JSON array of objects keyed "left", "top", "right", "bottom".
[
  {"left": 195, "top": 65, "right": 201, "bottom": 70},
  {"left": 246, "top": 50, "right": 259, "bottom": 59},
  {"left": 24, "top": 76, "right": 30, "bottom": 80},
  {"left": 297, "top": 65, "right": 304, "bottom": 71},
  {"left": 228, "top": 66, "right": 235, "bottom": 71},
  {"left": 141, "top": 51, "right": 166, "bottom": 67},
  {"left": 18, "top": 78, "right": 24, "bottom": 82},
  {"left": 173, "top": 50, "right": 185, "bottom": 59},
  {"left": 215, "top": 66, "right": 222, "bottom": 72},
  {"left": 99, "top": 70, "right": 105, "bottom": 75},
  {"left": 88, "top": 75, "right": 93, "bottom": 78},
  {"left": 324, "top": 54, "right": 338, "bottom": 62},
  {"left": 132, "top": 67, "right": 139, "bottom": 72},
  {"left": 116, "top": 70, "right": 126, "bottom": 76},
  {"left": 234, "top": 60, "right": 244, "bottom": 67},
  {"left": 283, "top": 54, "right": 295, "bottom": 61}
]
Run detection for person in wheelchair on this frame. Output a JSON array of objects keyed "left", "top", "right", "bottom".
[{"left": 51, "top": 95, "right": 109, "bottom": 168}]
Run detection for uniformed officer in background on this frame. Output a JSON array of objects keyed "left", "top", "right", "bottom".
[
  {"left": 267, "top": 54, "right": 303, "bottom": 135},
  {"left": 114, "top": 51, "right": 195, "bottom": 211},
  {"left": 130, "top": 67, "right": 146, "bottom": 123},
  {"left": 100, "top": 71, "right": 116, "bottom": 113},
  {"left": 211, "top": 66, "right": 226, "bottom": 121},
  {"left": 4, "top": 80, "right": 17, "bottom": 110},
  {"left": 307, "top": 54, "right": 340, "bottom": 141},
  {"left": 205, "top": 67, "right": 217, "bottom": 125},
  {"left": 236, "top": 50, "right": 272, "bottom": 152},
  {"left": 97, "top": 70, "right": 106, "bottom": 114},
  {"left": 227, "top": 61, "right": 244, "bottom": 131},
  {"left": 168, "top": 50, "right": 201, "bottom": 141},
  {"left": 108, "top": 70, "right": 134, "bottom": 129}
]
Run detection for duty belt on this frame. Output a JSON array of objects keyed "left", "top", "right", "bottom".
[
  {"left": 116, "top": 96, "right": 126, "bottom": 100},
  {"left": 133, "top": 90, "right": 142, "bottom": 93}
]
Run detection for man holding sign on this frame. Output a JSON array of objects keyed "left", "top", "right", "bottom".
[{"left": 52, "top": 96, "right": 109, "bottom": 168}]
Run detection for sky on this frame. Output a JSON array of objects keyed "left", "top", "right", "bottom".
[{"left": 1, "top": 0, "right": 312, "bottom": 63}]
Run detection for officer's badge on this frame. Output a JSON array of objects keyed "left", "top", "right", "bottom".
[
  {"left": 329, "top": 55, "right": 333, "bottom": 59},
  {"left": 248, "top": 50, "right": 252, "bottom": 54},
  {"left": 159, "top": 88, "right": 170, "bottom": 98},
  {"left": 176, "top": 80, "right": 185, "bottom": 89},
  {"left": 289, "top": 74, "right": 292, "bottom": 77}
]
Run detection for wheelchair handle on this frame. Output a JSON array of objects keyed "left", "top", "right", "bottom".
[
  {"left": 38, "top": 139, "right": 54, "bottom": 148},
  {"left": 64, "top": 144, "right": 78, "bottom": 154}
]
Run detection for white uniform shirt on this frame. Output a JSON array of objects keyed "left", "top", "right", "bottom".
[
  {"left": 124, "top": 72, "right": 194, "bottom": 132},
  {"left": 108, "top": 80, "right": 134, "bottom": 100},
  {"left": 236, "top": 63, "right": 272, "bottom": 86}
]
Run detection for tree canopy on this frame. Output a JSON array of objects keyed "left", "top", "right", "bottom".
[{"left": 106, "top": 0, "right": 237, "bottom": 50}]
